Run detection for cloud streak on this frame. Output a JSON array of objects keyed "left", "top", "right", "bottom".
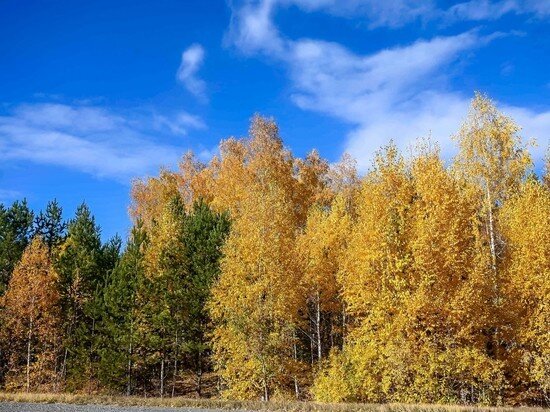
[
  {"left": 280, "top": 0, "right": 435, "bottom": 28},
  {"left": 0, "top": 190, "right": 23, "bottom": 204},
  {"left": 0, "top": 103, "right": 207, "bottom": 183},
  {"left": 444, "top": 0, "right": 550, "bottom": 22},
  {"left": 153, "top": 111, "right": 207, "bottom": 136},
  {"left": 248, "top": 0, "right": 550, "bottom": 30}
]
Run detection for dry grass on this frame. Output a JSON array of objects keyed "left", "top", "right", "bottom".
[{"left": 0, "top": 392, "right": 545, "bottom": 412}]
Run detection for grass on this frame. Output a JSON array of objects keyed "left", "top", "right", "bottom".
[{"left": 0, "top": 392, "right": 546, "bottom": 412}]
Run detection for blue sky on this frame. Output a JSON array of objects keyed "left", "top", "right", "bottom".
[{"left": 1, "top": 0, "right": 549, "bottom": 240}]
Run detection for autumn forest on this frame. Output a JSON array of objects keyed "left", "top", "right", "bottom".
[{"left": 0, "top": 94, "right": 548, "bottom": 406}]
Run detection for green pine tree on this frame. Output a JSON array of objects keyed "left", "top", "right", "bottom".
[
  {"left": 99, "top": 224, "right": 145, "bottom": 394},
  {"left": 181, "top": 199, "right": 230, "bottom": 396},
  {"left": 0, "top": 200, "right": 34, "bottom": 295},
  {"left": 56, "top": 203, "right": 105, "bottom": 390},
  {"left": 33, "top": 199, "right": 66, "bottom": 254},
  {"left": 134, "top": 198, "right": 230, "bottom": 397},
  {"left": 136, "top": 197, "right": 189, "bottom": 397}
]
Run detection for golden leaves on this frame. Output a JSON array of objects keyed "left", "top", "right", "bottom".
[{"left": 128, "top": 95, "right": 548, "bottom": 404}]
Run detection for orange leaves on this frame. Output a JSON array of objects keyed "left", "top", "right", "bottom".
[
  {"left": 2, "top": 237, "right": 61, "bottom": 391},
  {"left": 3, "top": 238, "right": 60, "bottom": 341}
]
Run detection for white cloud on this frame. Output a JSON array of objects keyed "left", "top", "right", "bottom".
[
  {"left": 226, "top": 0, "right": 550, "bottom": 171},
  {"left": 284, "top": 35, "right": 482, "bottom": 167},
  {"left": 0, "top": 103, "right": 207, "bottom": 183},
  {"left": 176, "top": 44, "right": 207, "bottom": 101},
  {"left": 227, "top": 0, "right": 284, "bottom": 54},
  {"left": 14, "top": 103, "right": 123, "bottom": 133},
  {"left": 287, "top": 32, "right": 482, "bottom": 120},
  {"left": 227, "top": 0, "right": 434, "bottom": 35},
  {"left": 153, "top": 111, "right": 206, "bottom": 136}
]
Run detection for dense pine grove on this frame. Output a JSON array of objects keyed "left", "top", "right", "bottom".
[{"left": 0, "top": 94, "right": 548, "bottom": 406}]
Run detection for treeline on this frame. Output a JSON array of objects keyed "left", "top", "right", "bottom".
[
  {"left": 0, "top": 201, "right": 120, "bottom": 390},
  {"left": 0, "top": 199, "right": 229, "bottom": 396},
  {"left": 0, "top": 93, "right": 548, "bottom": 406}
]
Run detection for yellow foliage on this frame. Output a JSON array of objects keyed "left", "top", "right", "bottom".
[
  {"left": 127, "top": 94, "right": 547, "bottom": 406},
  {"left": 209, "top": 116, "right": 304, "bottom": 401},
  {"left": 500, "top": 179, "right": 550, "bottom": 403},
  {"left": 314, "top": 141, "right": 506, "bottom": 404}
]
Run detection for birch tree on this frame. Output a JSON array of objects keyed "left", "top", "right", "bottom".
[
  {"left": 209, "top": 116, "right": 303, "bottom": 400},
  {"left": 453, "top": 92, "right": 531, "bottom": 367},
  {"left": 296, "top": 195, "right": 351, "bottom": 364}
]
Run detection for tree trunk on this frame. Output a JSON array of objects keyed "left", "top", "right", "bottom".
[
  {"left": 171, "top": 331, "right": 178, "bottom": 398},
  {"left": 309, "top": 316, "right": 315, "bottom": 365},
  {"left": 330, "top": 315, "right": 334, "bottom": 349},
  {"left": 61, "top": 347, "right": 68, "bottom": 381},
  {"left": 26, "top": 314, "right": 34, "bottom": 393},
  {"left": 486, "top": 184, "right": 498, "bottom": 280},
  {"left": 90, "top": 317, "right": 96, "bottom": 384},
  {"left": 160, "top": 354, "right": 165, "bottom": 399},
  {"left": 342, "top": 305, "right": 347, "bottom": 347},
  {"left": 263, "top": 380, "right": 269, "bottom": 402},
  {"left": 486, "top": 183, "right": 500, "bottom": 362},
  {"left": 261, "top": 360, "right": 269, "bottom": 401},
  {"left": 316, "top": 290, "right": 322, "bottom": 361},
  {"left": 293, "top": 331, "right": 299, "bottom": 399},
  {"left": 126, "top": 325, "right": 133, "bottom": 397},
  {"left": 197, "top": 348, "right": 203, "bottom": 397}
]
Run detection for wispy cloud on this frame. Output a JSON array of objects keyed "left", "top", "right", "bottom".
[
  {"left": 282, "top": 0, "right": 435, "bottom": 29},
  {"left": 0, "top": 103, "right": 207, "bottom": 183},
  {"left": 0, "top": 189, "right": 23, "bottom": 204},
  {"left": 153, "top": 111, "right": 207, "bottom": 136},
  {"left": 227, "top": 0, "right": 550, "bottom": 170},
  {"left": 227, "top": 0, "right": 549, "bottom": 37},
  {"left": 227, "top": 0, "right": 284, "bottom": 54},
  {"left": 284, "top": 32, "right": 497, "bottom": 167},
  {"left": 444, "top": 0, "right": 550, "bottom": 22},
  {"left": 176, "top": 44, "right": 207, "bottom": 101}
]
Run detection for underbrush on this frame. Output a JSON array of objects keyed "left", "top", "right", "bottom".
[{"left": 0, "top": 392, "right": 546, "bottom": 412}]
